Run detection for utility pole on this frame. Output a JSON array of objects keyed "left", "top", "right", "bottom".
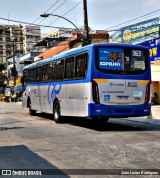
[
  {"left": 83, "top": 0, "right": 91, "bottom": 46},
  {"left": 12, "top": 43, "right": 15, "bottom": 70},
  {"left": 12, "top": 43, "right": 16, "bottom": 85},
  {"left": 9, "top": 42, "right": 17, "bottom": 91}
]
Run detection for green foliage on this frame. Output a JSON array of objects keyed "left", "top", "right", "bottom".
[
  {"left": 11, "top": 67, "right": 18, "bottom": 77},
  {"left": 0, "top": 74, "right": 6, "bottom": 87},
  {"left": 0, "top": 63, "right": 7, "bottom": 87},
  {"left": 0, "top": 63, "right": 6, "bottom": 72}
]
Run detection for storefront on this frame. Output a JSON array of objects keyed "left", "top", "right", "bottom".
[
  {"left": 139, "top": 37, "right": 160, "bottom": 104},
  {"left": 7, "top": 76, "right": 23, "bottom": 101}
]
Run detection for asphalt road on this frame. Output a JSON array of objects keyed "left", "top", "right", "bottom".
[{"left": 0, "top": 102, "right": 160, "bottom": 178}]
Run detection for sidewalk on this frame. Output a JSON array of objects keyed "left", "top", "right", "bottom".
[
  {"left": 150, "top": 105, "right": 160, "bottom": 120},
  {"left": 122, "top": 105, "right": 160, "bottom": 126}
]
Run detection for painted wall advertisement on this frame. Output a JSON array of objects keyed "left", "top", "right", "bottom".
[{"left": 109, "top": 17, "right": 160, "bottom": 44}]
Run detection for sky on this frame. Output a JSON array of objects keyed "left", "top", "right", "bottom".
[{"left": 0, "top": 0, "right": 160, "bottom": 35}]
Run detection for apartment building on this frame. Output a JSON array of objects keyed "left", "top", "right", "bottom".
[
  {"left": 0, "top": 25, "right": 12, "bottom": 63},
  {"left": 43, "top": 27, "right": 74, "bottom": 39},
  {"left": 0, "top": 25, "right": 41, "bottom": 63},
  {"left": 23, "top": 25, "right": 41, "bottom": 54}
]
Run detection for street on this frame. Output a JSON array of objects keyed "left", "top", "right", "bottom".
[{"left": 0, "top": 102, "right": 160, "bottom": 177}]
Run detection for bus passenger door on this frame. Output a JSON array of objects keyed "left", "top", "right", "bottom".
[
  {"left": 22, "top": 89, "right": 27, "bottom": 108},
  {"left": 66, "top": 54, "right": 88, "bottom": 116},
  {"left": 27, "top": 68, "right": 40, "bottom": 111},
  {"left": 21, "top": 70, "right": 28, "bottom": 108},
  {"left": 40, "top": 64, "right": 53, "bottom": 113},
  {"left": 39, "top": 84, "right": 47, "bottom": 112},
  {"left": 30, "top": 84, "right": 41, "bottom": 111},
  {"left": 67, "top": 83, "right": 85, "bottom": 116},
  {"left": 35, "top": 66, "right": 43, "bottom": 112}
]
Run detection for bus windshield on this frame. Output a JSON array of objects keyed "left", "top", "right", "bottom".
[{"left": 97, "top": 47, "right": 147, "bottom": 74}]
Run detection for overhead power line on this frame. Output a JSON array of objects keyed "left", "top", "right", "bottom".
[
  {"left": 105, "top": 8, "right": 160, "bottom": 30},
  {"left": 108, "top": 23, "right": 160, "bottom": 32},
  {"left": 36, "top": 0, "right": 68, "bottom": 25},
  {"left": 32, "top": 0, "right": 61, "bottom": 24},
  {"left": 0, "top": 16, "right": 68, "bottom": 29},
  {"left": 50, "top": 0, "right": 68, "bottom": 14},
  {"left": 38, "top": 0, "right": 68, "bottom": 25},
  {"left": 41, "top": 0, "right": 82, "bottom": 32},
  {"left": 40, "top": 0, "right": 69, "bottom": 27},
  {"left": 49, "top": 0, "right": 82, "bottom": 26},
  {"left": 1, "top": 0, "right": 82, "bottom": 35}
]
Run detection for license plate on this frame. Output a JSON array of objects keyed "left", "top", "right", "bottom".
[{"left": 116, "top": 96, "right": 130, "bottom": 101}]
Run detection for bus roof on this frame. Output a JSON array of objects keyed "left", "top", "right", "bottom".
[{"left": 23, "top": 43, "right": 148, "bottom": 70}]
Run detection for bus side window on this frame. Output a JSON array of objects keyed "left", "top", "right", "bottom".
[
  {"left": 75, "top": 53, "right": 88, "bottom": 79},
  {"left": 42, "top": 65, "right": 48, "bottom": 82},
  {"left": 55, "top": 59, "right": 64, "bottom": 81},
  {"left": 26, "top": 69, "right": 31, "bottom": 83},
  {"left": 65, "top": 57, "right": 74, "bottom": 80},
  {"left": 52, "top": 62, "right": 55, "bottom": 81},
  {"left": 30, "top": 68, "right": 33, "bottom": 83},
  {"left": 32, "top": 68, "right": 36, "bottom": 83},
  {"left": 37, "top": 66, "right": 42, "bottom": 82},
  {"left": 29, "top": 69, "right": 32, "bottom": 83},
  {"left": 23, "top": 69, "right": 27, "bottom": 84},
  {"left": 48, "top": 63, "right": 53, "bottom": 81}
]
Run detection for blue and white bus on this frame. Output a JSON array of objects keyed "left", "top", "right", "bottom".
[{"left": 22, "top": 43, "right": 151, "bottom": 123}]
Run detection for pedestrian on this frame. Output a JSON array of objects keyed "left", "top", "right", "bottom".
[
  {"left": 5, "top": 88, "right": 11, "bottom": 103},
  {"left": 152, "top": 92, "right": 158, "bottom": 105},
  {"left": 12, "top": 92, "right": 17, "bottom": 102}
]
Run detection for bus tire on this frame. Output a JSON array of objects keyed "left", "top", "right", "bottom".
[
  {"left": 53, "top": 101, "right": 61, "bottom": 123},
  {"left": 29, "top": 101, "right": 36, "bottom": 116}
]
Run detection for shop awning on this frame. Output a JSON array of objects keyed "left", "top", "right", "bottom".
[
  {"left": 16, "top": 85, "right": 22, "bottom": 91},
  {"left": 10, "top": 85, "right": 22, "bottom": 91}
]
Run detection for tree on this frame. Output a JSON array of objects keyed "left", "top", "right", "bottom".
[
  {"left": 0, "top": 72, "right": 6, "bottom": 87},
  {"left": 0, "top": 63, "right": 6, "bottom": 73},
  {"left": 11, "top": 67, "right": 18, "bottom": 77},
  {"left": 0, "top": 63, "right": 7, "bottom": 88}
]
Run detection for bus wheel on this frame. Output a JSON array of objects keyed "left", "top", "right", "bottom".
[
  {"left": 53, "top": 101, "right": 61, "bottom": 123},
  {"left": 29, "top": 101, "right": 36, "bottom": 116}
]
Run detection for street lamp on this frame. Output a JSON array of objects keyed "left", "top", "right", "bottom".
[
  {"left": 40, "top": 13, "right": 91, "bottom": 46},
  {"left": 40, "top": 13, "right": 79, "bottom": 30}
]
